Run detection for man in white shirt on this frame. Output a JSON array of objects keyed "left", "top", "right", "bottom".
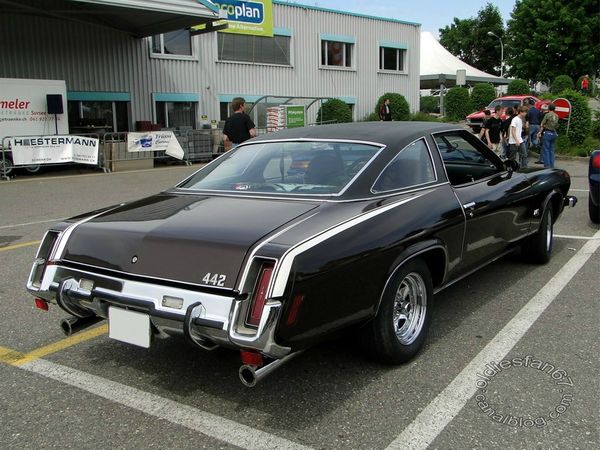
[{"left": 509, "top": 106, "right": 529, "bottom": 168}]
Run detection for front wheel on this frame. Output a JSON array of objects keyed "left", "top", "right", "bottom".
[
  {"left": 363, "top": 258, "right": 433, "bottom": 364},
  {"left": 522, "top": 205, "right": 553, "bottom": 264}
]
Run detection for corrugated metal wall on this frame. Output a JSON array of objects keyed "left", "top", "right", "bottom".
[{"left": 0, "top": 2, "right": 420, "bottom": 127}]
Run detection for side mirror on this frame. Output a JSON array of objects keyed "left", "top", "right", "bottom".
[{"left": 504, "top": 159, "right": 520, "bottom": 172}]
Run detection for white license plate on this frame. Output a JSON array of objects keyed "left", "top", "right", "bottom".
[{"left": 108, "top": 307, "right": 151, "bottom": 348}]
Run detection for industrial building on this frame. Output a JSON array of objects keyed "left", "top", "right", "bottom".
[{"left": 0, "top": 0, "right": 421, "bottom": 134}]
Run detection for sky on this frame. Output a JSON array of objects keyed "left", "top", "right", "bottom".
[{"left": 281, "top": 1, "right": 517, "bottom": 36}]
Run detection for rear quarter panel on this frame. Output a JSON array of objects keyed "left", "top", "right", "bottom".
[{"left": 275, "top": 185, "right": 464, "bottom": 348}]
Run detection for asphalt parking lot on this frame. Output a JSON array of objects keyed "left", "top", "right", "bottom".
[{"left": 1, "top": 160, "right": 598, "bottom": 450}]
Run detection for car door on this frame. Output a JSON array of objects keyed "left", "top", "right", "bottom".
[{"left": 433, "top": 131, "right": 533, "bottom": 275}]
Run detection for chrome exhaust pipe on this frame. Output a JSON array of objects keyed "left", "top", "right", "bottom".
[
  {"left": 60, "top": 315, "right": 103, "bottom": 336},
  {"left": 238, "top": 351, "right": 302, "bottom": 387}
]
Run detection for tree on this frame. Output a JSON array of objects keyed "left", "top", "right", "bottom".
[
  {"left": 507, "top": 79, "right": 530, "bottom": 95},
  {"left": 551, "top": 75, "right": 574, "bottom": 94},
  {"left": 374, "top": 93, "right": 410, "bottom": 121},
  {"left": 470, "top": 83, "right": 496, "bottom": 111},
  {"left": 444, "top": 87, "right": 472, "bottom": 121},
  {"left": 555, "top": 90, "right": 591, "bottom": 145},
  {"left": 316, "top": 99, "right": 352, "bottom": 124},
  {"left": 439, "top": 3, "right": 504, "bottom": 75},
  {"left": 506, "top": 0, "right": 600, "bottom": 83}
]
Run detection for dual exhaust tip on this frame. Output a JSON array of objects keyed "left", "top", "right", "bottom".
[{"left": 60, "top": 315, "right": 299, "bottom": 387}]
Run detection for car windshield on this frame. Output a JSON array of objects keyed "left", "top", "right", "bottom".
[
  {"left": 178, "top": 140, "right": 382, "bottom": 195},
  {"left": 487, "top": 99, "right": 521, "bottom": 109}
]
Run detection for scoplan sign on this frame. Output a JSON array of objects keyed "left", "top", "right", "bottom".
[
  {"left": 214, "top": 0, "right": 273, "bottom": 36},
  {"left": 10, "top": 135, "right": 99, "bottom": 166}
]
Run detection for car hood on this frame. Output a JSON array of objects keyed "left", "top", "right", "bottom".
[{"left": 60, "top": 193, "right": 319, "bottom": 289}]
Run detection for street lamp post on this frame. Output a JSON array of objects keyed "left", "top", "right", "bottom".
[{"left": 487, "top": 31, "right": 504, "bottom": 78}]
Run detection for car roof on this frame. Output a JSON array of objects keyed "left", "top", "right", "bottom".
[{"left": 250, "top": 121, "right": 463, "bottom": 150}]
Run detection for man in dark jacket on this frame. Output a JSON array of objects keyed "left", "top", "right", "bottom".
[{"left": 223, "top": 97, "right": 256, "bottom": 149}]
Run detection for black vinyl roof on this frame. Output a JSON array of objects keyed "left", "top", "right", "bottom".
[{"left": 251, "top": 122, "right": 463, "bottom": 149}]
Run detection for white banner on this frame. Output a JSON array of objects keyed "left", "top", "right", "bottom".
[
  {"left": 10, "top": 135, "right": 99, "bottom": 166},
  {"left": 127, "top": 131, "right": 184, "bottom": 160}
]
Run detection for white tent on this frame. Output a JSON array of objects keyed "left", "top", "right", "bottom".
[{"left": 420, "top": 32, "right": 506, "bottom": 89}]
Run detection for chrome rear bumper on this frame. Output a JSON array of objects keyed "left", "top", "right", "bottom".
[{"left": 27, "top": 264, "right": 290, "bottom": 358}]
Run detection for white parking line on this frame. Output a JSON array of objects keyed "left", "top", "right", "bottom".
[
  {"left": 386, "top": 228, "right": 600, "bottom": 450},
  {"left": 555, "top": 234, "right": 600, "bottom": 240},
  {"left": 20, "top": 359, "right": 311, "bottom": 450}
]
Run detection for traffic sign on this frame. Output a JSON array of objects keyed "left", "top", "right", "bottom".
[{"left": 553, "top": 98, "right": 571, "bottom": 119}]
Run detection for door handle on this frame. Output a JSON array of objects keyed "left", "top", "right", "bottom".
[{"left": 463, "top": 201, "right": 476, "bottom": 218}]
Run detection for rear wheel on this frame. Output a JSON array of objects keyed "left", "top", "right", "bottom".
[
  {"left": 522, "top": 206, "right": 553, "bottom": 264},
  {"left": 589, "top": 195, "right": 600, "bottom": 224},
  {"left": 363, "top": 258, "right": 433, "bottom": 364}
]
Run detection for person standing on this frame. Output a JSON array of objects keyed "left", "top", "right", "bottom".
[
  {"left": 509, "top": 106, "right": 528, "bottom": 168},
  {"left": 484, "top": 106, "right": 503, "bottom": 156},
  {"left": 581, "top": 74, "right": 590, "bottom": 95},
  {"left": 501, "top": 107, "right": 516, "bottom": 159},
  {"left": 479, "top": 110, "right": 492, "bottom": 141},
  {"left": 538, "top": 103, "right": 559, "bottom": 168},
  {"left": 526, "top": 102, "right": 543, "bottom": 159},
  {"left": 379, "top": 98, "right": 392, "bottom": 121},
  {"left": 223, "top": 97, "right": 256, "bottom": 150}
]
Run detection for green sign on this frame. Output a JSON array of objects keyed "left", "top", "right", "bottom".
[
  {"left": 213, "top": 0, "right": 273, "bottom": 37},
  {"left": 286, "top": 105, "right": 305, "bottom": 128}
]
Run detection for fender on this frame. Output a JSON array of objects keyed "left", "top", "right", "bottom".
[
  {"left": 539, "top": 188, "right": 565, "bottom": 227},
  {"left": 374, "top": 240, "right": 448, "bottom": 315}
]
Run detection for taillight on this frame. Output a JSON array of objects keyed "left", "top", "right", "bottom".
[
  {"left": 30, "top": 231, "right": 60, "bottom": 288},
  {"left": 34, "top": 298, "right": 49, "bottom": 311},
  {"left": 247, "top": 263, "right": 274, "bottom": 327},
  {"left": 592, "top": 153, "right": 600, "bottom": 169}
]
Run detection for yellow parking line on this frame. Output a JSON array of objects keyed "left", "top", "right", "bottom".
[
  {"left": 0, "top": 240, "right": 41, "bottom": 252},
  {"left": 0, "top": 346, "right": 25, "bottom": 364},
  {"left": 2, "top": 324, "right": 108, "bottom": 367}
]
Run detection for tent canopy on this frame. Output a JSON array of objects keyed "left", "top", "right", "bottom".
[
  {"left": 420, "top": 32, "right": 507, "bottom": 89},
  {"left": 0, "top": 0, "right": 220, "bottom": 38}
]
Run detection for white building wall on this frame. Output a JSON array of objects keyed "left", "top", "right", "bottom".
[{"left": 0, "top": 2, "right": 420, "bottom": 128}]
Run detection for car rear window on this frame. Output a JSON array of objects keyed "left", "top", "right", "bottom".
[{"left": 178, "top": 141, "right": 382, "bottom": 195}]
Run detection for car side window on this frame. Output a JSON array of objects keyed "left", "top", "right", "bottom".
[
  {"left": 434, "top": 133, "right": 500, "bottom": 186},
  {"left": 372, "top": 139, "right": 436, "bottom": 192}
]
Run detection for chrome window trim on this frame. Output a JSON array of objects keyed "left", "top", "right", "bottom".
[
  {"left": 370, "top": 136, "right": 439, "bottom": 194},
  {"left": 176, "top": 138, "right": 386, "bottom": 198},
  {"left": 430, "top": 129, "right": 506, "bottom": 186}
]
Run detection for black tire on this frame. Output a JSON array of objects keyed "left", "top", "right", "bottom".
[
  {"left": 522, "top": 206, "right": 553, "bottom": 264},
  {"left": 589, "top": 195, "right": 600, "bottom": 224},
  {"left": 363, "top": 258, "right": 433, "bottom": 364},
  {"left": 25, "top": 165, "right": 41, "bottom": 174}
]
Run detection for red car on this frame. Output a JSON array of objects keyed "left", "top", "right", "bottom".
[{"left": 465, "top": 95, "right": 549, "bottom": 134}]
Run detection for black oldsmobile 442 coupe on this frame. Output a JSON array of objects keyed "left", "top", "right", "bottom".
[{"left": 27, "top": 122, "right": 576, "bottom": 386}]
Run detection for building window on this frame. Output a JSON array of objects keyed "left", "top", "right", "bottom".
[
  {"left": 155, "top": 102, "right": 197, "bottom": 129},
  {"left": 68, "top": 100, "right": 129, "bottom": 132},
  {"left": 321, "top": 40, "right": 353, "bottom": 67},
  {"left": 217, "top": 33, "right": 291, "bottom": 65},
  {"left": 151, "top": 30, "right": 192, "bottom": 56},
  {"left": 379, "top": 46, "right": 406, "bottom": 72}
]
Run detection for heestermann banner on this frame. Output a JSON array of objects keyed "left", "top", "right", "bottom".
[
  {"left": 213, "top": 0, "right": 273, "bottom": 37},
  {"left": 10, "top": 135, "right": 99, "bottom": 166}
]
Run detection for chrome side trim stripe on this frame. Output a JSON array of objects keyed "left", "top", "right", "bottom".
[{"left": 270, "top": 193, "right": 426, "bottom": 297}]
